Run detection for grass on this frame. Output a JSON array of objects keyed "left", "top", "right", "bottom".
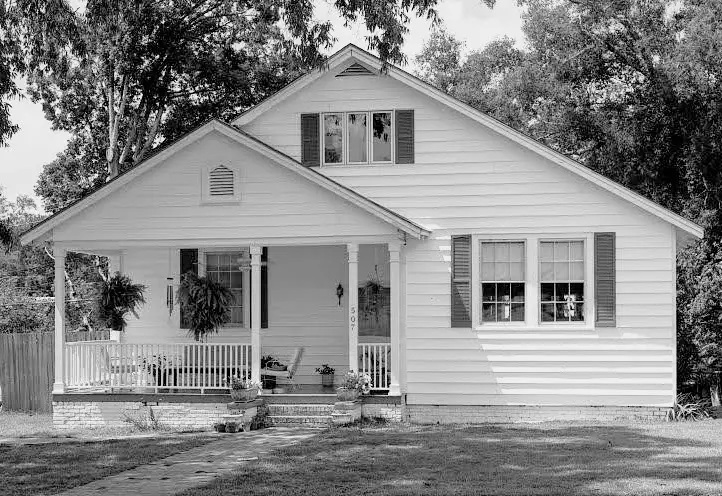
[
  {"left": 179, "top": 421, "right": 722, "bottom": 496},
  {"left": 0, "top": 412, "right": 217, "bottom": 496}
]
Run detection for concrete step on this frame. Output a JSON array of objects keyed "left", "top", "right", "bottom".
[
  {"left": 266, "top": 415, "right": 333, "bottom": 427},
  {"left": 267, "top": 404, "right": 335, "bottom": 416}
]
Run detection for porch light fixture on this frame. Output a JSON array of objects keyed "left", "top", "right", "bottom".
[{"left": 336, "top": 283, "right": 344, "bottom": 306}]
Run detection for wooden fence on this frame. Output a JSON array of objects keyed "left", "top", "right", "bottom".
[{"left": 0, "top": 333, "right": 54, "bottom": 412}]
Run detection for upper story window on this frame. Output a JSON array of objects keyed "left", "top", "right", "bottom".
[{"left": 322, "top": 111, "right": 393, "bottom": 166}]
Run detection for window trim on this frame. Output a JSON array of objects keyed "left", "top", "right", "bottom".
[
  {"left": 478, "top": 240, "right": 527, "bottom": 325},
  {"left": 470, "top": 233, "right": 595, "bottom": 331},
  {"left": 321, "top": 110, "right": 395, "bottom": 166}
]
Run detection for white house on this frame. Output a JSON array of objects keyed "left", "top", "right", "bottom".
[{"left": 21, "top": 44, "right": 703, "bottom": 427}]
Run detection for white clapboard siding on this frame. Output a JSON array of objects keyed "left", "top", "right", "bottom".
[
  {"left": 53, "top": 131, "right": 396, "bottom": 242},
  {"left": 242, "top": 68, "right": 677, "bottom": 407}
]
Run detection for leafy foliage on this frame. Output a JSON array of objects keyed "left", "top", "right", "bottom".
[
  {"left": 97, "top": 272, "right": 146, "bottom": 331},
  {"left": 666, "top": 394, "right": 711, "bottom": 422},
  {"left": 0, "top": 278, "right": 52, "bottom": 333},
  {"left": 176, "top": 272, "right": 232, "bottom": 341}
]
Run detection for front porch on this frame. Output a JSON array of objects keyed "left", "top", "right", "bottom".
[{"left": 52, "top": 241, "right": 403, "bottom": 397}]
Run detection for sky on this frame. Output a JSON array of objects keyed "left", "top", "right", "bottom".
[{"left": 0, "top": 0, "right": 524, "bottom": 210}]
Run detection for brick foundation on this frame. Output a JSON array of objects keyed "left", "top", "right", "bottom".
[
  {"left": 53, "top": 401, "right": 233, "bottom": 430},
  {"left": 406, "top": 404, "right": 668, "bottom": 423},
  {"left": 362, "top": 402, "right": 404, "bottom": 422}
]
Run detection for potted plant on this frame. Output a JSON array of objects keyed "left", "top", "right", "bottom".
[
  {"left": 336, "top": 371, "right": 371, "bottom": 401},
  {"left": 176, "top": 273, "right": 232, "bottom": 341},
  {"left": 229, "top": 376, "right": 260, "bottom": 402},
  {"left": 225, "top": 421, "right": 240, "bottom": 433},
  {"left": 316, "top": 364, "right": 335, "bottom": 387},
  {"left": 97, "top": 272, "right": 146, "bottom": 332}
]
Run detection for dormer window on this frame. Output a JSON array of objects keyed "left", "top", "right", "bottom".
[
  {"left": 202, "top": 164, "right": 240, "bottom": 204},
  {"left": 209, "top": 165, "right": 234, "bottom": 196}
]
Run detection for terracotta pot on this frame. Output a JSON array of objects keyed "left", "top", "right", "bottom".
[
  {"left": 321, "top": 373, "right": 334, "bottom": 387},
  {"left": 230, "top": 389, "right": 258, "bottom": 402},
  {"left": 336, "top": 388, "right": 359, "bottom": 402}
]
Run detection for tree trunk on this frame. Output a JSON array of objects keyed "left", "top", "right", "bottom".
[{"left": 712, "top": 381, "right": 721, "bottom": 408}]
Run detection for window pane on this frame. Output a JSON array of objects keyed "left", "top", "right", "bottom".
[
  {"left": 482, "top": 283, "right": 496, "bottom": 302},
  {"left": 230, "top": 272, "right": 243, "bottom": 289},
  {"left": 347, "top": 113, "right": 367, "bottom": 163},
  {"left": 541, "top": 303, "right": 555, "bottom": 322},
  {"left": 495, "top": 262, "right": 510, "bottom": 281},
  {"left": 482, "top": 303, "right": 496, "bottom": 322},
  {"left": 481, "top": 262, "right": 495, "bottom": 281},
  {"left": 555, "top": 283, "right": 569, "bottom": 302},
  {"left": 509, "top": 242, "right": 524, "bottom": 262},
  {"left": 554, "top": 261, "right": 569, "bottom": 280},
  {"left": 569, "top": 283, "right": 584, "bottom": 302},
  {"left": 511, "top": 303, "right": 524, "bottom": 321},
  {"left": 230, "top": 306, "right": 243, "bottom": 324},
  {"left": 571, "top": 303, "right": 585, "bottom": 321},
  {"left": 498, "top": 283, "right": 511, "bottom": 302},
  {"left": 497, "top": 303, "right": 511, "bottom": 321},
  {"left": 206, "top": 254, "right": 218, "bottom": 271},
  {"left": 495, "top": 243, "right": 509, "bottom": 261},
  {"left": 372, "top": 112, "right": 392, "bottom": 162},
  {"left": 218, "top": 272, "right": 230, "bottom": 286},
  {"left": 324, "top": 114, "right": 343, "bottom": 163},
  {"left": 556, "top": 302, "right": 568, "bottom": 321},
  {"left": 554, "top": 241, "right": 569, "bottom": 261},
  {"left": 540, "top": 262, "right": 554, "bottom": 281},
  {"left": 570, "top": 262, "right": 584, "bottom": 281},
  {"left": 540, "top": 283, "right": 554, "bottom": 302},
  {"left": 570, "top": 241, "right": 584, "bottom": 260},
  {"left": 481, "top": 243, "right": 495, "bottom": 262},
  {"left": 511, "top": 283, "right": 524, "bottom": 302},
  {"left": 540, "top": 242, "right": 554, "bottom": 262},
  {"left": 509, "top": 262, "right": 524, "bottom": 281}
]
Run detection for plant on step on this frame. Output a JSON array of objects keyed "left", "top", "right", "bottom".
[
  {"left": 228, "top": 375, "right": 261, "bottom": 402},
  {"left": 338, "top": 371, "right": 371, "bottom": 394},
  {"left": 176, "top": 272, "right": 232, "bottom": 341},
  {"left": 316, "top": 364, "right": 335, "bottom": 387},
  {"left": 97, "top": 272, "right": 146, "bottom": 332},
  {"left": 262, "top": 354, "right": 285, "bottom": 370},
  {"left": 666, "top": 393, "right": 711, "bottom": 421}
]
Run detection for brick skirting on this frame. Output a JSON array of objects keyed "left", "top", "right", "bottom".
[{"left": 406, "top": 405, "right": 668, "bottom": 423}]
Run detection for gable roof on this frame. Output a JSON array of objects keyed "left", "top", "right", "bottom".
[
  {"left": 20, "top": 119, "right": 430, "bottom": 245},
  {"left": 233, "top": 44, "right": 703, "bottom": 241}
]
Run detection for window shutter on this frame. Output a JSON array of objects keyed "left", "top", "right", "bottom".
[
  {"left": 179, "top": 249, "right": 198, "bottom": 329},
  {"left": 261, "top": 247, "right": 268, "bottom": 329},
  {"left": 395, "top": 109, "right": 414, "bottom": 164},
  {"left": 208, "top": 165, "right": 234, "bottom": 196},
  {"left": 451, "top": 235, "right": 472, "bottom": 327},
  {"left": 594, "top": 232, "right": 616, "bottom": 327},
  {"left": 301, "top": 113, "right": 320, "bottom": 167}
]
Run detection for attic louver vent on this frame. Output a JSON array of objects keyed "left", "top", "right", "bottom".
[
  {"left": 209, "top": 165, "right": 234, "bottom": 196},
  {"left": 336, "top": 62, "right": 374, "bottom": 77}
]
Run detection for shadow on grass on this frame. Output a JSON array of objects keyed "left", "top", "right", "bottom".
[
  {"left": 177, "top": 423, "right": 722, "bottom": 496},
  {"left": 0, "top": 435, "right": 215, "bottom": 496}
]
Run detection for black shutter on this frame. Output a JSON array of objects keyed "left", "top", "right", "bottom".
[
  {"left": 179, "top": 249, "right": 198, "bottom": 329},
  {"left": 594, "top": 232, "right": 616, "bottom": 327},
  {"left": 395, "top": 109, "right": 414, "bottom": 164},
  {"left": 301, "top": 113, "right": 320, "bottom": 167},
  {"left": 451, "top": 235, "right": 472, "bottom": 327},
  {"left": 261, "top": 247, "right": 268, "bottom": 329}
]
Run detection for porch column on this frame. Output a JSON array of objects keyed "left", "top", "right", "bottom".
[
  {"left": 347, "top": 243, "right": 359, "bottom": 372},
  {"left": 53, "top": 247, "right": 66, "bottom": 394},
  {"left": 388, "top": 241, "right": 402, "bottom": 396},
  {"left": 250, "top": 245, "right": 262, "bottom": 385}
]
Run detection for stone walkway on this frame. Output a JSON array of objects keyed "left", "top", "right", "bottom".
[{"left": 56, "top": 427, "right": 320, "bottom": 496}]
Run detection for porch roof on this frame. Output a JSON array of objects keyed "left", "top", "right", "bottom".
[{"left": 20, "top": 119, "right": 431, "bottom": 246}]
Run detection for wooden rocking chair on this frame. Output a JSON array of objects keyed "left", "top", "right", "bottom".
[{"left": 260, "top": 347, "right": 305, "bottom": 390}]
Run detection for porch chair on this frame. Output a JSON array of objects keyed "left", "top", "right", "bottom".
[{"left": 260, "top": 347, "right": 305, "bottom": 390}]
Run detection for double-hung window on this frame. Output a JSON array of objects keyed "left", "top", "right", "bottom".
[
  {"left": 539, "top": 241, "right": 585, "bottom": 322},
  {"left": 205, "top": 252, "right": 245, "bottom": 326},
  {"left": 480, "top": 241, "right": 525, "bottom": 323},
  {"left": 322, "top": 111, "right": 393, "bottom": 165}
]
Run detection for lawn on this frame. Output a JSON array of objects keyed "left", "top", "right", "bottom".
[
  {"left": 179, "top": 421, "right": 722, "bottom": 496},
  {"left": 0, "top": 412, "right": 217, "bottom": 496}
]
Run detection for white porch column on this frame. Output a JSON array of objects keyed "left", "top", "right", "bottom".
[
  {"left": 388, "top": 241, "right": 402, "bottom": 396},
  {"left": 53, "top": 247, "right": 66, "bottom": 394},
  {"left": 250, "top": 245, "right": 262, "bottom": 385},
  {"left": 347, "top": 243, "right": 359, "bottom": 372}
]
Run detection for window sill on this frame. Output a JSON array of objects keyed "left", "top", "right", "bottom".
[
  {"left": 321, "top": 162, "right": 396, "bottom": 168},
  {"left": 474, "top": 324, "right": 596, "bottom": 332}
]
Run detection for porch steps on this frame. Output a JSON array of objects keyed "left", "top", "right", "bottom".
[{"left": 265, "top": 403, "right": 335, "bottom": 427}]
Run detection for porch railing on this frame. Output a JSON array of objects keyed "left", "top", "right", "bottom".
[
  {"left": 64, "top": 342, "right": 251, "bottom": 393},
  {"left": 358, "top": 342, "right": 391, "bottom": 390}
]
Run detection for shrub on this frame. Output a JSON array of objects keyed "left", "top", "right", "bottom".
[{"left": 666, "top": 393, "right": 711, "bottom": 421}]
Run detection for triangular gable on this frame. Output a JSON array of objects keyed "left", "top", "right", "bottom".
[
  {"left": 21, "top": 119, "right": 430, "bottom": 245},
  {"left": 233, "top": 44, "right": 703, "bottom": 241}
]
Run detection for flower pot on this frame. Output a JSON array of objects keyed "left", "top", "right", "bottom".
[
  {"left": 230, "top": 389, "right": 258, "bottom": 402},
  {"left": 225, "top": 422, "right": 239, "bottom": 433},
  {"left": 262, "top": 375, "right": 276, "bottom": 389},
  {"left": 336, "top": 388, "right": 359, "bottom": 402},
  {"left": 321, "top": 373, "right": 334, "bottom": 388}
]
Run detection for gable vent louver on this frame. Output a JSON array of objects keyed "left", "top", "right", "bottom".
[
  {"left": 209, "top": 165, "right": 234, "bottom": 196},
  {"left": 336, "top": 62, "right": 374, "bottom": 77}
]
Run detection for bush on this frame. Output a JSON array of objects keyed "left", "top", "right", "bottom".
[
  {"left": 666, "top": 394, "right": 711, "bottom": 421},
  {"left": 0, "top": 279, "right": 52, "bottom": 333}
]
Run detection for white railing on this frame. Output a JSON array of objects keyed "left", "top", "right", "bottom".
[
  {"left": 358, "top": 342, "right": 391, "bottom": 390},
  {"left": 64, "top": 342, "right": 251, "bottom": 393}
]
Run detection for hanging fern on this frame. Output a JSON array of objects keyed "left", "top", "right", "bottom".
[
  {"left": 176, "top": 272, "right": 232, "bottom": 341},
  {"left": 97, "top": 273, "right": 146, "bottom": 331}
]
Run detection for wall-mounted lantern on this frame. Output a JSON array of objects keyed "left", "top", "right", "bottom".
[{"left": 336, "top": 283, "right": 344, "bottom": 306}]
